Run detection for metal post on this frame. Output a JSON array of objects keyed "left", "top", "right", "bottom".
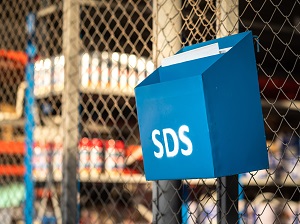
[
  {"left": 153, "top": 180, "right": 183, "bottom": 224},
  {"left": 62, "top": 1, "right": 80, "bottom": 223},
  {"left": 216, "top": 0, "right": 239, "bottom": 38},
  {"left": 152, "top": 1, "right": 182, "bottom": 223},
  {"left": 216, "top": 1, "right": 239, "bottom": 223},
  {"left": 24, "top": 13, "right": 37, "bottom": 224},
  {"left": 152, "top": 0, "right": 182, "bottom": 68},
  {"left": 217, "top": 175, "right": 239, "bottom": 223}
]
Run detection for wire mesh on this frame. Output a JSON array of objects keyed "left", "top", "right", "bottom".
[
  {"left": 0, "top": 1, "right": 36, "bottom": 223},
  {"left": 238, "top": 0, "right": 300, "bottom": 223},
  {"left": 78, "top": 0, "right": 153, "bottom": 223},
  {"left": 151, "top": 0, "right": 300, "bottom": 223},
  {"left": 0, "top": 0, "right": 299, "bottom": 223}
]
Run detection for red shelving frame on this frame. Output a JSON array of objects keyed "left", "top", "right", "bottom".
[{"left": 0, "top": 141, "right": 25, "bottom": 176}]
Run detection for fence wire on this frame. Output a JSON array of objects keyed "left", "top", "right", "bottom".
[
  {"left": 238, "top": 1, "right": 300, "bottom": 223},
  {"left": 0, "top": 0, "right": 299, "bottom": 223}
]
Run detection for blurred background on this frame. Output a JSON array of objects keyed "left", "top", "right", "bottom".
[{"left": 0, "top": 0, "right": 299, "bottom": 223}]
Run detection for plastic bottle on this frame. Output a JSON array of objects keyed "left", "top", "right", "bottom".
[
  {"left": 146, "top": 59, "right": 154, "bottom": 76},
  {"left": 115, "top": 140, "right": 125, "bottom": 172},
  {"left": 281, "top": 133, "right": 300, "bottom": 181},
  {"left": 52, "top": 137, "right": 63, "bottom": 181},
  {"left": 81, "top": 53, "right": 90, "bottom": 88},
  {"left": 90, "top": 52, "right": 100, "bottom": 89},
  {"left": 199, "top": 192, "right": 217, "bottom": 224},
  {"left": 43, "top": 58, "right": 52, "bottom": 94},
  {"left": 101, "top": 51, "right": 110, "bottom": 89},
  {"left": 34, "top": 60, "right": 42, "bottom": 96},
  {"left": 53, "top": 55, "right": 64, "bottom": 92},
  {"left": 105, "top": 139, "right": 116, "bottom": 173},
  {"left": 137, "top": 57, "right": 146, "bottom": 85},
  {"left": 119, "top": 53, "right": 128, "bottom": 92},
  {"left": 90, "top": 138, "right": 104, "bottom": 178},
  {"left": 33, "top": 141, "right": 48, "bottom": 180},
  {"left": 105, "top": 140, "right": 125, "bottom": 174},
  {"left": 78, "top": 138, "right": 90, "bottom": 179},
  {"left": 111, "top": 52, "right": 119, "bottom": 89},
  {"left": 249, "top": 193, "right": 280, "bottom": 224},
  {"left": 128, "top": 54, "right": 137, "bottom": 90}
]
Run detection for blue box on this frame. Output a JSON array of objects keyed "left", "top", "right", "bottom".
[{"left": 135, "top": 31, "right": 269, "bottom": 180}]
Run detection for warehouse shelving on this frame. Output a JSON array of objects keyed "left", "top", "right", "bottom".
[
  {"left": 1, "top": 48, "right": 300, "bottom": 224},
  {"left": 0, "top": 77, "right": 299, "bottom": 188},
  {"left": 31, "top": 51, "right": 149, "bottom": 193},
  {"left": 33, "top": 52, "right": 154, "bottom": 99},
  {"left": 34, "top": 85, "right": 136, "bottom": 99}
]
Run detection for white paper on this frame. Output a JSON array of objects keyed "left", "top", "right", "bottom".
[
  {"left": 161, "top": 43, "right": 220, "bottom": 67},
  {"left": 161, "top": 43, "right": 232, "bottom": 67},
  {"left": 219, "top": 47, "right": 232, "bottom": 54}
]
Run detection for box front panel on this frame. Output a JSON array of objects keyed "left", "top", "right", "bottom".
[{"left": 135, "top": 75, "right": 214, "bottom": 180}]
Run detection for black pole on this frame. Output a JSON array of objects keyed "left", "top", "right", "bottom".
[
  {"left": 153, "top": 180, "right": 182, "bottom": 224},
  {"left": 217, "top": 175, "right": 239, "bottom": 224}
]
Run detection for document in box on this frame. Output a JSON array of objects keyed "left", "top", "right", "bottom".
[{"left": 161, "top": 43, "right": 232, "bottom": 67}]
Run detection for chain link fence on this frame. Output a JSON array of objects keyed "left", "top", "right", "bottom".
[{"left": 0, "top": 0, "right": 299, "bottom": 223}]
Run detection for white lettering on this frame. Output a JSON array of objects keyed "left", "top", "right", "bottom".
[
  {"left": 152, "top": 129, "right": 164, "bottom": 158},
  {"left": 151, "top": 125, "right": 193, "bottom": 158},
  {"left": 179, "top": 125, "right": 193, "bottom": 156},
  {"left": 163, "top": 128, "right": 179, "bottom": 157}
]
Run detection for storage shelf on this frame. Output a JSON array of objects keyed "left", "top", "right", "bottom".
[
  {"left": 33, "top": 172, "right": 217, "bottom": 185},
  {"left": 0, "top": 141, "right": 25, "bottom": 155},
  {"left": 240, "top": 175, "right": 300, "bottom": 187},
  {"left": 34, "top": 85, "right": 135, "bottom": 99},
  {"left": 187, "top": 176, "right": 300, "bottom": 187},
  {"left": 33, "top": 172, "right": 148, "bottom": 184},
  {"left": 0, "top": 165, "right": 25, "bottom": 176},
  {"left": 32, "top": 172, "right": 300, "bottom": 187},
  {"left": 261, "top": 99, "right": 300, "bottom": 111},
  {"left": 80, "top": 172, "right": 147, "bottom": 184}
]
